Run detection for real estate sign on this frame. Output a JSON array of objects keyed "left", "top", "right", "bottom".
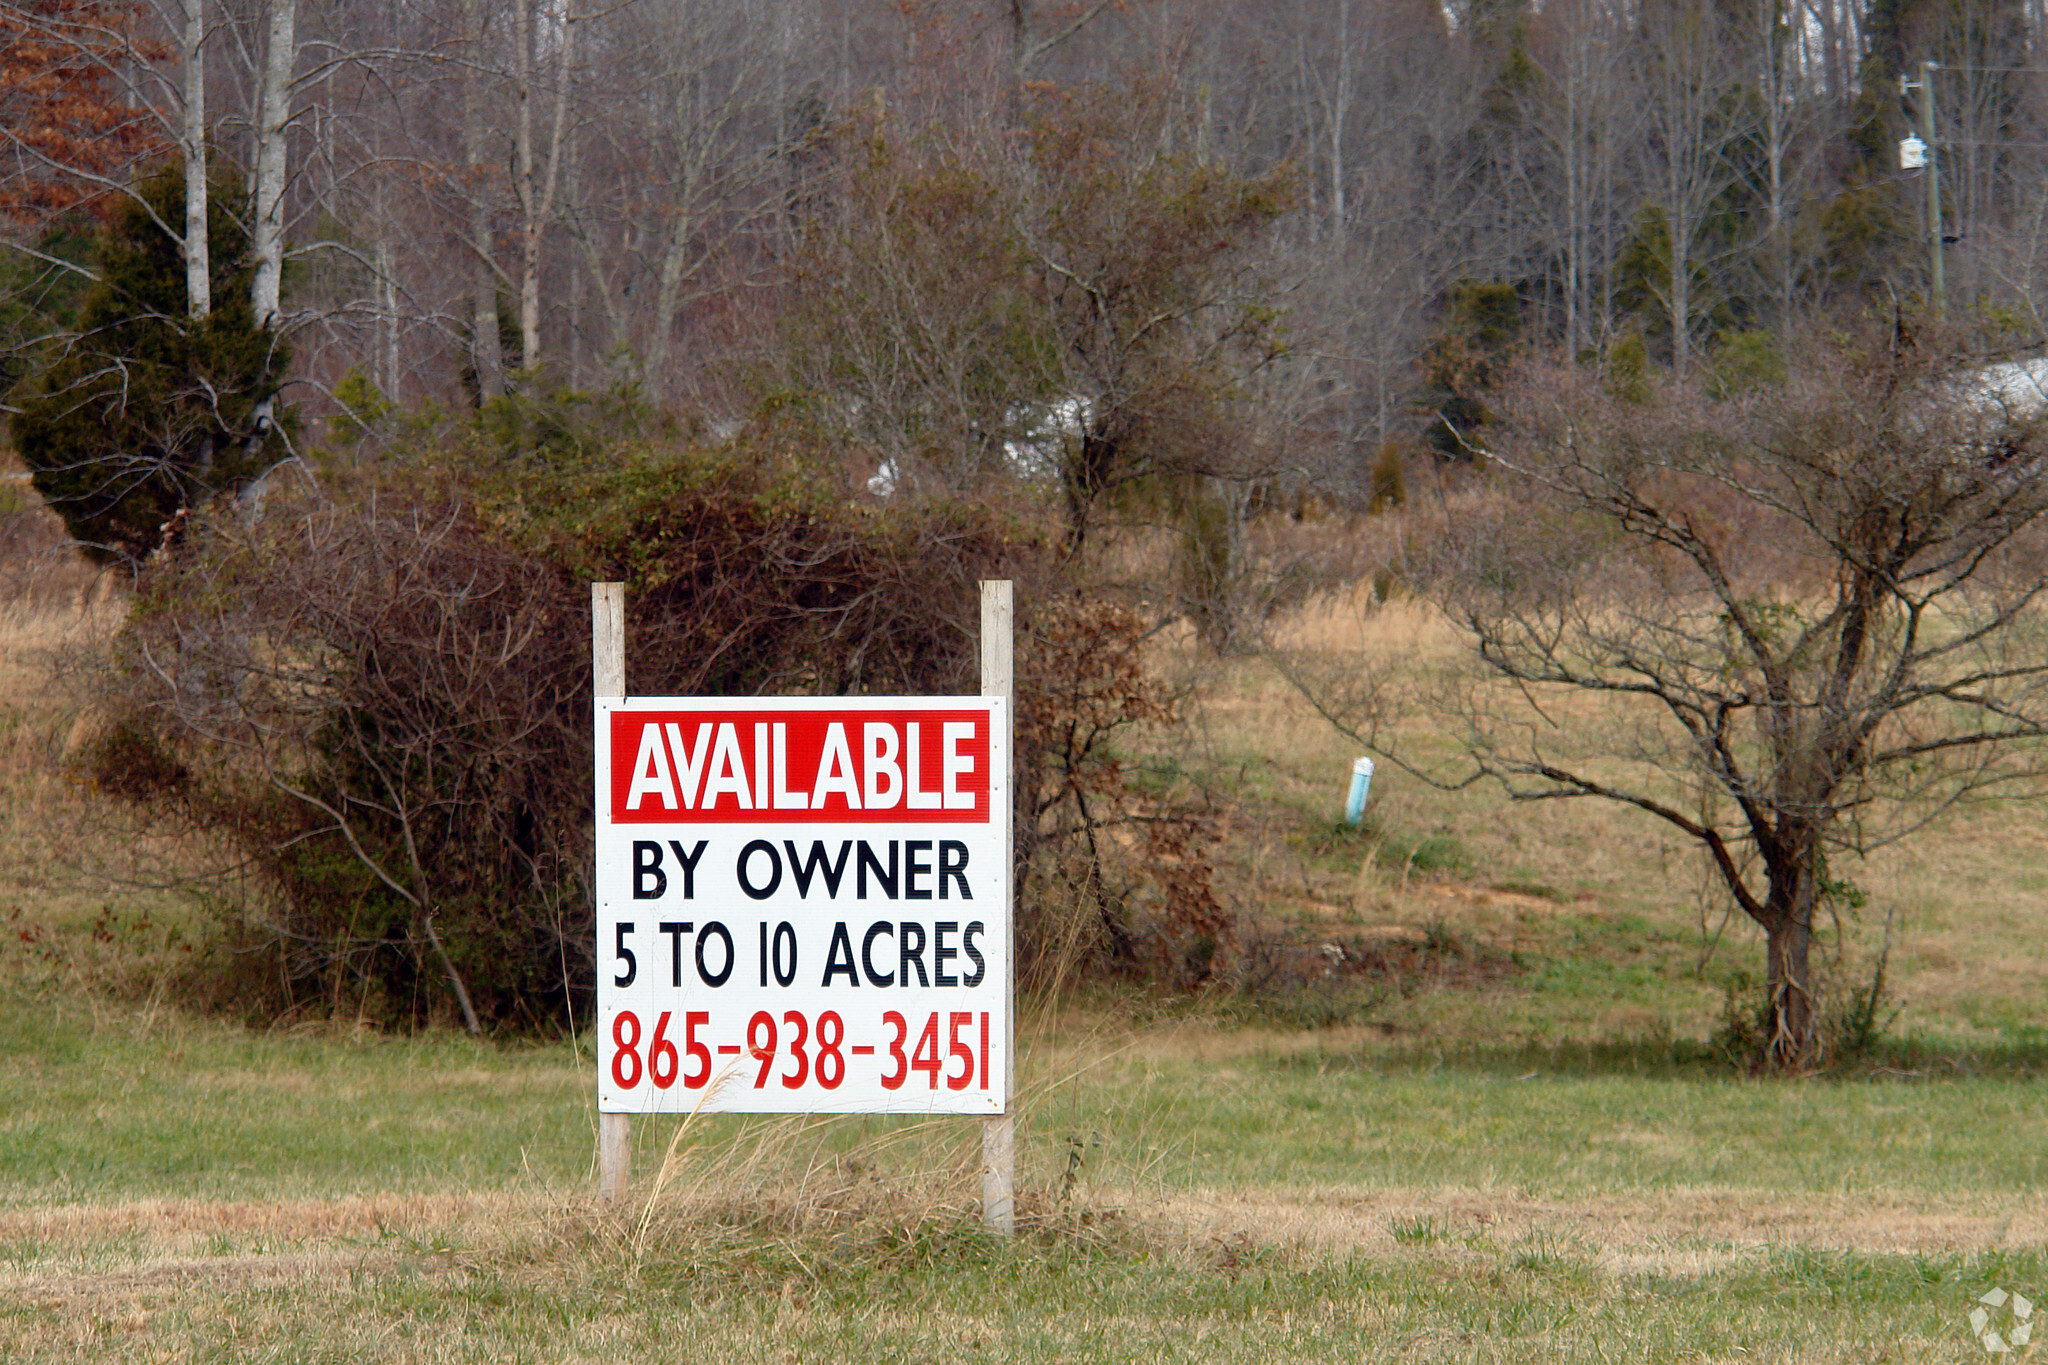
[{"left": 594, "top": 697, "right": 1010, "bottom": 1114}]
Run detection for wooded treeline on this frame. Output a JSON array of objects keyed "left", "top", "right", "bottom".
[{"left": 7, "top": 0, "right": 2048, "bottom": 500}]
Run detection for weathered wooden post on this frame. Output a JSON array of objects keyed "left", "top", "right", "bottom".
[
  {"left": 981, "top": 579, "right": 1015, "bottom": 1236},
  {"left": 593, "top": 581, "right": 630, "bottom": 1203}
]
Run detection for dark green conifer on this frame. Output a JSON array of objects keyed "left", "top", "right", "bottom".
[{"left": 9, "top": 160, "right": 288, "bottom": 564}]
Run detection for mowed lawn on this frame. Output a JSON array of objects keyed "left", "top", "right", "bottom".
[
  {"left": 2, "top": 593, "right": 2046, "bottom": 1362},
  {"left": 4, "top": 983, "right": 2046, "bottom": 1362}
]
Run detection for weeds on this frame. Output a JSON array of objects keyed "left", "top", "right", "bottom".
[{"left": 1390, "top": 1215, "right": 1449, "bottom": 1245}]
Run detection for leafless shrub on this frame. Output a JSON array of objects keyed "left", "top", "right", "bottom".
[
  {"left": 1015, "top": 595, "right": 1228, "bottom": 992},
  {"left": 86, "top": 493, "right": 589, "bottom": 1031}
]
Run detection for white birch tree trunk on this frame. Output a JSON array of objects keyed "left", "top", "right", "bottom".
[
  {"left": 181, "top": 0, "right": 210, "bottom": 319},
  {"left": 250, "top": 0, "right": 298, "bottom": 330},
  {"left": 463, "top": 0, "right": 506, "bottom": 401},
  {"left": 514, "top": 0, "right": 577, "bottom": 378}
]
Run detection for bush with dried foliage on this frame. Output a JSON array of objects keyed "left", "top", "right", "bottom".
[
  {"left": 88, "top": 497, "right": 588, "bottom": 1031},
  {"left": 528, "top": 447, "right": 1015, "bottom": 701},
  {"left": 85, "top": 447, "right": 1024, "bottom": 1030},
  {"left": 1015, "top": 596, "right": 1228, "bottom": 991},
  {"left": 81, "top": 407, "right": 1245, "bottom": 1028}
]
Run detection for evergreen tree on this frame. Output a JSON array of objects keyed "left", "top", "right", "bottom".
[
  {"left": 1420, "top": 280, "right": 1523, "bottom": 459},
  {"left": 8, "top": 160, "right": 288, "bottom": 563}
]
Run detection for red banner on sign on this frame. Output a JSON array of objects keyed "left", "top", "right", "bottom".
[{"left": 607, "top": 708, "right": 991, "bottom": 824}]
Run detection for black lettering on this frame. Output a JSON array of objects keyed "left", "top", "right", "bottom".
[
  {"left": 905, "top": 840, "right": 933, "bottom": 900},
  {"left": 772, "top": 922, "right": 798, "bottom": 986},
  {"left": 938, "top": 841, "right": 972, "bottom": 900},
  {"left": 857, "top": 840, "right": 898, "bottom": 899},
  {"left": 758, "top": 921, "right": 767, "bottom": 987},
  {"left": 658, "top": 921, "right": 692, "bottom": 986},
  {"left": 737, "top": 840, "right": 782, "bottom": 900},
  {"left": 667, "top": 839, "right": 708, "bottom": 898},
  {"left": 695, "top": 921, "right": 733, "bottom": 987},
  {"left": 934, "top": 920, "right": 959, "bottom": 986},
  {"left": 860, "top": 921, "right": 895, "bottom": 986},
  {"left": 632, "top": 841, "right": 666, "bottom": 899},
  {"left": 822, "top": 922, "right": 860, "bottom": 987},
  {"left": 899, "top": 921, "right": 928, "bottom": 987},
  {"left": 963, "top": 921, "right": 986, "bottom": 986},
  {"left": 614, "top": 921, "right": 637, "bottom": 987},
  {"left": 784, "top": 840, "right": 851, "bottom": 898}
]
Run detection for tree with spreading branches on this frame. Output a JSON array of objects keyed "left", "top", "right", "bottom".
[{"left": 1300, "top": 326, "right": 2048, "bottom": 1070}]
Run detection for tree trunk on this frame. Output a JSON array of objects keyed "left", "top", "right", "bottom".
[
  {"left": 463, "top": 0, "right": 505, "bottom": 403},
  {"left": 249, "top": 0, "right": 297, "bottom": 330},
  {"left": 1669, "top": 207, "right": 1692, "bottom": 376},
  {"left": 1762, "top": 854, "right": 1820, "bottom": 1071},
  {"left": 377, "top": 235, "right": 399, "bottom": 400},
  {"left": 180, "top": 0, "right": 209, "bottom": 319},
  {"left": 643, "top": 211, "right": 694, "bottom": 392},
  {"left": 514, "top": 0, "right": 577, "bottom": 380},
  {"left": 1327, "top": 0, "right": 1350, "bottom": 237}
]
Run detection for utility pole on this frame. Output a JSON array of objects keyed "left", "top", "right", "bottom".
[{"left": 1919, "top": 61, "right": 1945, "bottom": 321}]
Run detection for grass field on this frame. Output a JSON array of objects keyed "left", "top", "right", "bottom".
[{"left": 2, "top": 553, "right": 2046, "bottom": 1362}]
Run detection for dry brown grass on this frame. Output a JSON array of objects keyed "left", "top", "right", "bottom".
[
  {"left": 1146, "top": 1184, "right": 2048, "bottom": 1264},
  {"left": 0, "top": 452, "right": 117, "bottom": 609},
  {"left": 7, "top": 1179, "right": 2034, "bottom": 1313}
]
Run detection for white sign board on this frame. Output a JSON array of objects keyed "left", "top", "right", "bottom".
[{"left": 594, "top": 697, "right": 1010, "bottom": 1114}]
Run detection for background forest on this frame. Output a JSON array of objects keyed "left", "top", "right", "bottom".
[{"left": 6, "top": 0, "right": 2043, "bottom": 478}]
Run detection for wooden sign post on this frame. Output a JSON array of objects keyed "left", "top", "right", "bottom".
[
  {"left": 979, "top": 579, "right": 1015, "bottom": 1236},
  {"left": 594, "top": 582, "right": 631, "bottom": 1203}
]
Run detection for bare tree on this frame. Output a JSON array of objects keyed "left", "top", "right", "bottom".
[
  {"left": 562, "top": 0, "right": 779, "bottom": 400},
  {"left": 1740, "top": 0, "right": 1828, "bottom": 338},
  {"left": 1313, "top": 334, "right": 2048, "bottom": 1070},
  {"left": 510, "top": 0, "right": 577, "bottom": 378},
  {"left": 1006, "top": 0, "right": 1122, "bottom": 87},
  {"left": 460, "top": 0, "right": 505, "bottom": 399}
]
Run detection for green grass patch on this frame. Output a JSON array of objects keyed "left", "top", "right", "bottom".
[{"left": 3, "top": 1199, "right": 2038, "bottom": 1363}]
